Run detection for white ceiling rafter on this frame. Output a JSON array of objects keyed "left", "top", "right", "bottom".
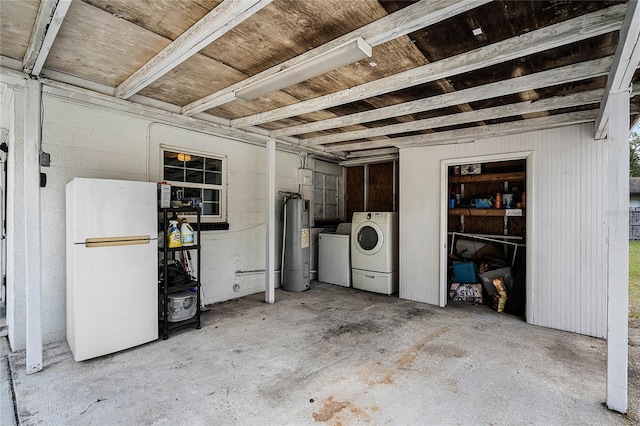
[
  {"left": 22, "top": 0, "right": 72, "bottom": 76},
  {"left": 231, "top": 4, "right": 626, "bottom": 129},
  {"left": 326, "top": 110, "right": 598, "bottom": 153},
  {"left": 180, "top": 0, "right": 490, "bottom": 116},
  {"left": 303, "top": 89, "right": 604, "bottom": 146},
  {"left": 595, "top": 0, "right": 640, "bottom": 139},
  {"left": 115, "top": 0, "right": 273, "bottom": 99},
  {"left": 270, "top": 56, "right": 612, "bottom": 139}
]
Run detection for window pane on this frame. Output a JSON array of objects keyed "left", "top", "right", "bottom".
[
  {"left": 325, "top": 175, "right": 337, "bottom": 188},
  {"left": 171, "top": 186, "right": 184, "bottom": 200},
  {"left": 313, "top": 172, "right": 323, "bottom": 190},
  {"left": 205, "top": 171, "right": 222, "bottom": 185},
  {"left": 314, "top": 205, "right": 323, "bottom": 217},
  {"left": 164, "top": 166, "right": 183, "bottom": 182},
  {"left": 188, "top": 155, "right": 204, "bottom": 170},
  {"left": 205, "top": 158, "right": 222, "bottom": 172},
  {"left": 185, "top": 169, "right": 203, "bottom": 184},
  {"left": 164, "top": 151, "right": 182, "bottom": 167},
  {"left": 326, "top": 189, "right": 337, "bottom": 206},
  {"left": 203, "top": 189, "right": 220, "bottom": 202},
  {"left": 184, "top": 187, "right": 201, "bottom": 198},
  {"left": 325, "top": 205, "right": 337, "bottom": 218},
  {"left": 314, "top": 188, "right": 323, "bottom": 201},
  {"left": 203, "top": 202, "right": 220, "bottom": 216}
]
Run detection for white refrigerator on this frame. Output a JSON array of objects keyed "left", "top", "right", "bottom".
[{"left": 66, "top": 178, "right": 158, "bottom": 361}]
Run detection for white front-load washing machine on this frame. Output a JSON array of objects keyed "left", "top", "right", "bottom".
[{"left": 351, "top": 212, "right": 398, "bottom": 294}]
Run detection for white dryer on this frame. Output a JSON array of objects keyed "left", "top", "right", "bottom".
[{"left": 351, "top": 212, "right": 398, "bottom": 295}]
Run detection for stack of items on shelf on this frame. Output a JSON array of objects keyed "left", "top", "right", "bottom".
[
  {"left": 158, "top": 204, "right": 202, "bottom": 340},
  {"left": 448, "top": 238, "right": 525, "bottom": 316}
]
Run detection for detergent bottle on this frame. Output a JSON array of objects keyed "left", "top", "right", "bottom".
[
  {"left": 180, "top": 219, "right": 195, "bottom": 246},
  {"left": 167, "top": 220, "right": 182, "bottom": 248}
]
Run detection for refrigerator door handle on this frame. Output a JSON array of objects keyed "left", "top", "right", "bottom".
[{"left": 85, "top": 235, "right": 151, "bottom": 248}]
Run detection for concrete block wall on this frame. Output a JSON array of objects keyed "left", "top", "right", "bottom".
[{"left": 5, "top": 90, "right": 337, "bottom": 350}]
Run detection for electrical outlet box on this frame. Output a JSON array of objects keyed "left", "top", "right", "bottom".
[
  {"left": 297, "top": 169, "right": 313, "bottom": 186},
  {"left": 40, "top": 151, "right": 51, "bottom": 167}
]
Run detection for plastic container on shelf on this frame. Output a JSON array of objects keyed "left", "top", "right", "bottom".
[
  {"left": 167, "top": 220, "right": 182, "bottom": 248},
  {"left": 159, "top": 291, "right": 197, "bottom": 322},
  {"left": 180, "top": 219, "right": 195, "bottom": 246}
]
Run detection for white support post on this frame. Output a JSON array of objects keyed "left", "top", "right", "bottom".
[
  {"left": 24, "top": 79, "right": 43, "bottom": 374},
  {"left": 606, "top": 89, "right": 630, "bottom": 413},
  {"left": 265, "top": 139, "right": 276, "bottom": 304}
]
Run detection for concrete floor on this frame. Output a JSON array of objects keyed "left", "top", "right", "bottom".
[{"left": 2, "top": 282, "right": 638, "bottom": 425}]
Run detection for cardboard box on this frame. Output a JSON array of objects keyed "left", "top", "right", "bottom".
[{"left": 450, "top": 283, "right": 483, "bottom": 304}]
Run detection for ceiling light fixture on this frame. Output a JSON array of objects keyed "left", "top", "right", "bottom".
[
  {"left": 339, "top": 153, "right": 398, "bottom": 167},
  {"left": 235, "top": 37, "right": 372, "bottom": 102},
  {"left": 177, "top": 153, "right": 192, "bottom": 162}
]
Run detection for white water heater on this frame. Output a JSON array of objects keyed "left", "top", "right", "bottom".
[{"left": 282, "top": 198, "right": 310, "bottom": 292}]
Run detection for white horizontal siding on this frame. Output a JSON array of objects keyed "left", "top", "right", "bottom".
[{"left": 400, "top": 123, "right": 608, "bottom": 337}]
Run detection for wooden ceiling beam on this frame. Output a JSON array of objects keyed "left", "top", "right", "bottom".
[
  {"left": 22, "top": 0, "right": 72, "bottom": 76},
  {"left": 273, "top": 56, "right": 612, "bottom": 138},
  {"left": 303, "top": 89, "right": 604, "bottom": 146},
  {"left": 326, "top": 110, "right": 598, "bottom": 153},
  {"left": 181, "top": 0, "right": 489, "bottom": 116},
  {"left": 115, "top": 0, "right": 272, "bottom": 99},
  {"left": 233, "top": 4, "right": 626, "bottom": 129},
  {"left": 595, "top": 1, "right": 640, "bottom": 139}
]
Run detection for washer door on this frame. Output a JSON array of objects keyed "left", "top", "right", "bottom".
[{"left": 354, "top": 221, "right": 384, "bottom": 256}]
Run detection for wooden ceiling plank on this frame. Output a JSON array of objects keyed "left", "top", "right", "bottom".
[
  {"left": 303, "top": 89, "right": 604, "bottom": 146},
  {"left": 272, "top": 57, "right": 612, "bottom": 138},
  {"left": 22, "top": 0, "right": 72, "bottom": 76},
  {"left": 595, "top": 1, "right": 640, "bottom": 139},
  {"left": 326, "top": 110, "right": 598, "bottom": 153},
  {"left": 29, "top": 72, "right": 338, "bottom": 158},
  {"left": 232, "top": 4, "right": 626, "bottom": 129},
  {"left": 181, "top": 0, "right": 489, "bottom": 116},
  {"left": 115, "top": 0, "right": 272, "bottom": 99}
]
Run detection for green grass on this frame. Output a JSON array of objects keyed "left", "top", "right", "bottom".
[{"left": 631, "top": 241, "right": 640, "bottom": 319}]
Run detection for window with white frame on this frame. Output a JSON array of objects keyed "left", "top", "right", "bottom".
[
  {"left": 313, "top": 171, "right": 340, "bottom": 220},
  {"left": 162, "top": 149, "right": 226, "bottom": 222}
]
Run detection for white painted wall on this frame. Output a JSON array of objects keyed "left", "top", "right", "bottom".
[
  {"left": 5, "top": 90, "right": 324, "bottom": 350},
  {"left": 400, "top": 123, "right": 608, "bottom": 338},
  {"left": 5, "top": 88, "right": 27, "bottom": 350},
  {"left": 147, "top": 124, "right": 301, "bottom": 302}
]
